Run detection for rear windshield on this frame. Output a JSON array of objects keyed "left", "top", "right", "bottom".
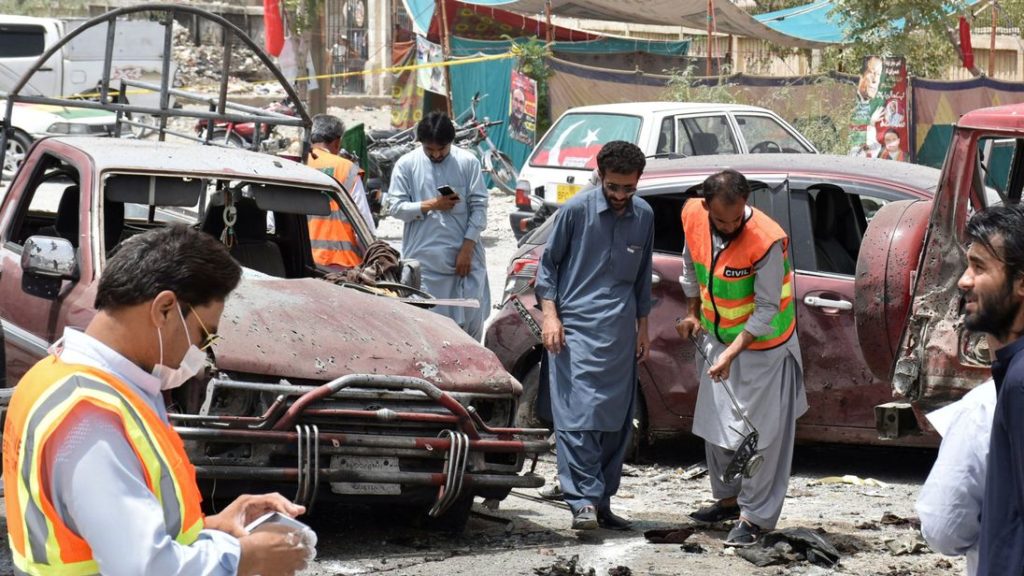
[{"left": 529, "top": 113, "right": 642, "bottom": 170}]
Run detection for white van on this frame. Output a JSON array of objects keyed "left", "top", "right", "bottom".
[{"left": 510, "top": 102, "right": 817, "bottom": 236}]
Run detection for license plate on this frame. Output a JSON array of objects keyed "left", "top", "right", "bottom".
[
  {"left": 556, "top": 183, "right": 582, "bottom": 203},
  {"left": 329, "top": 456, "right": 401, "bottom": 495}
]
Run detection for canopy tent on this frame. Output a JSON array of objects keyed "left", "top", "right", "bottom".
[{"left": 754, "top": 0, "right": 846, "bottom": 44}]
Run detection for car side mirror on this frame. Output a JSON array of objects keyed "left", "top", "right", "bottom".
[{"left": 21, "top": 235, "right": 79, "bottom": 300}]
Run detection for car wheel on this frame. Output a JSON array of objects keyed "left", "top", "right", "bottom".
[
  {"left": 516, "top": 360, "right": 546, "bottom": 429},
  {"left": 2, "top": 130, "right": 32, "bottom": 181}
]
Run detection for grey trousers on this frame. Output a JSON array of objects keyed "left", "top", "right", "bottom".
[
  {"left": 555, "top": 424, "right": 633, "bottom": 514},
  {"left": 704, "top": 382, "right": 799, "bottom": 530}
]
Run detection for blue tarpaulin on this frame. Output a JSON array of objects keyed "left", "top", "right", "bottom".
[{"left": 450, "top": 36, "right": 689, "bottom": 57}]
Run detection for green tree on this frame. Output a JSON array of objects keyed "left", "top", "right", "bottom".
[{"left": 0, "top": 0, "right": 88, "bottom": 16}]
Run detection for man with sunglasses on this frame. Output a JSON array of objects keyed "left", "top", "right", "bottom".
[
  {"left": 675, "top": 169, "right": 806, "bottom": 547},
  {"left": 3, "top": 225, "right": 311, "bottom": 575},
  {"left": 536, "top": 140, "right": 654, "bottom": 530}
]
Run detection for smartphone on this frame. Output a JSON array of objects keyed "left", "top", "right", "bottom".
[
  {"left": 245, "top": 511, "right": 310, "bottom": 535},
  {"left": 437, "top": 185, "right": 457, "bottom": 197}
]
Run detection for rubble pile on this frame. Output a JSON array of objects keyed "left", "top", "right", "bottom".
[{"left": 171, "top": 22, "right": 283, "bottom": 96}]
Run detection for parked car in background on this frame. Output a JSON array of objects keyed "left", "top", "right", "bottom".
[
  {"left": 510, "top": 102, "right": 819, "bottom": 238},
  {"left": 487, "top": 154, "right": 942, "bottom": 450}
]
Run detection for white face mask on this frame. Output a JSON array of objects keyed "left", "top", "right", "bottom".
[
  {"left": 152, "top": 305, "right": 206, "bottom": 391},
  {"left": 885, "top": 141, "right": 900, "bottom": 152}
]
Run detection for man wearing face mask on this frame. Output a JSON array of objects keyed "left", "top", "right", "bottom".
[
  {"left": 385, "top": 111, "right": 490, "bottom": 339},
  {"left": 2, "top": 225, "right": 311, "bottom": 576},
  {"left": 536, "top": 140, "right": 654, "bottom": 530},
  {"left": 675, "top": 169, "right": 806, "bottom": 547}
]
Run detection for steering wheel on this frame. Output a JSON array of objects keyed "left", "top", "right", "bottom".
[{"left": 750, "top": 140, "right": 783, "bottom": 154}]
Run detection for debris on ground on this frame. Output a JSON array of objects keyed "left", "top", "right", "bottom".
[
  {"left": 808, "top": 475, "right": 889, "bottom": 488},
  {"left": 533, "top": 555, "right": 596, "bottom": 576},
  {"left": 644, "top": 527, "right": 695, "bottom": 544},
  {"left": 170, "top": 22, "right": 277, "bottom": 95},
  {"left": 880, "top": 512, "right": 921, "bottom": 530},
  {"left": 607, "top": 567, "right": 632, "bottom": 576},
  {"left": 680, "top": 461, "right": 709, "bottom": 480},
  {"left": 884, "top": 534, "right": 930, "bottom": 556},
  {"left": 854, "top": 521, "right": 879, "bottom": 530},
  {"left": 735, "top": 527, "right": 841, "bottom": 568},
  {"left": 680, "top": 542, "right": 706, "bottom": 554}
]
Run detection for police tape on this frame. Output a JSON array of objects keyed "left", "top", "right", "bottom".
[{"left": 59, "top": 52, "right": 515, "bottom": 100}]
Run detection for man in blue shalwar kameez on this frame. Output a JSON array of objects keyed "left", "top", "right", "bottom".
[
  {"left": 386, "top": 112, "right": 490, "bottom": 340},
  {"left": 535, "top": 141, "right": 654, "bottom": 530}
]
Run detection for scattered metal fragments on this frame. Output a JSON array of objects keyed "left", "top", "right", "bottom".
[
  {"left": 680, "top": 461, "right": 709, "bottom": 480},
  {"left": 884, "top": 534, "right": 930, "bottom": 556},
  {"left": 643, "top": 527, "right": 695, "bottom": 544},
  {"left": 734, "top": 528, "right": 841, "bottom": 568},
  {"left": 533, "top": 555, "right": 596, "bottom": 576}
]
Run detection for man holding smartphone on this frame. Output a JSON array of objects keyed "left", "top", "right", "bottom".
[{"left": 386, "top": 111, "right": 490, "bottom": 339}]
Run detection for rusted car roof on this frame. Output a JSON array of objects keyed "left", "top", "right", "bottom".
[
  {"left": 48, "top": 136, "right": 336, "bottom": 188},
  {"left": 957, "top": 102, "right": 1024, "bottom": 132},
  {"left": 641, "top": 154, "right": 942, "bottom": 192},
  {"left": 218, "top": 278, "right": 520, "bottom": 395}
]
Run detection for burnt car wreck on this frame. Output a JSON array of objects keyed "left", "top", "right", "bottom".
[{"left": 0, "top": 4, "right": 546, "bottom": 530}]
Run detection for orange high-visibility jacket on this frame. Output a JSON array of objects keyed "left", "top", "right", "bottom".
[
  {"left": 307, "top": 149, "right": 362, "bottom": 268},
  {"left": 681, "top": 199, "right": 796, "bottom": 350},
  {"left": 3, "top": 357, "right": 205, "bottom": 575}
]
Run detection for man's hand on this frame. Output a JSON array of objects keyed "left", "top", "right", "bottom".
[
  {"left": 636, "top": 330, "right": 650, "bottom": 363},
  {"left": 205, "top": 493, "right": 305, "bottom": 538},
  {"left": 455, "top": 240, "right": 475, "bottom": 277},
  {"left": 707, "top": 349, "right": 736, "bottom": 382},
  {"left": 238, "top": 531, "right": 310, "bottom": 576},
  {"left": 542, "top": 314, "right": 565, "bottom": 354},
  {"left": 422, "top": 193, "right": 460, "bottom": 213},
  {"left": 675, "top": 315, "right": 702, "bottom": 340}
]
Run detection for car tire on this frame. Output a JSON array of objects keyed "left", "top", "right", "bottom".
[
  {"left": 516, "top": 360, "right": 546, "bottom": 429},
  {"left": 2, "top": 130, "right": 32, "bottom": 181}
]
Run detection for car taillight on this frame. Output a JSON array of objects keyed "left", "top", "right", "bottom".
[
  {"left": 515, "top": 179, "right": 532, "bottom": 210},
  {"left": 503, "top": 256, "right": 539, "bottom": 301}
]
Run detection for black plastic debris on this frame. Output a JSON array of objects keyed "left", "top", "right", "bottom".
[
  {"left": 680, "top": 542, "right": 706, "bottom": 554},
  {"left": 533, "top": 555, "right": 596, "bottom": 576},
  {"left": 735, "top": 527, "right": 841, "bottom": 568},
  {"left": 643, "top": 527, "right": 695, "bottom": 544},
  {"left": 607, "top": 567, "right": 632, "bottom": 576}
]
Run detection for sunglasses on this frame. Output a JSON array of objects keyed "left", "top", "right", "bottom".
[
  {"left": 189, "top": 305, "right": 221, "bottom": 351},
  {"left": 604, "top": 182, "right": 638, "bottom": 195}
]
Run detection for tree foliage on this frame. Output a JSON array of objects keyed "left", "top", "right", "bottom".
[{"left": 0, "top": 0, "right": 88, "bottom": 16}]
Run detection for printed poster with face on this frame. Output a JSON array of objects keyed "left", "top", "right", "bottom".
[
  {"left": 508, "top": 69, "right": 537, "bottom": 146},
  {"left": 415, "top": 35, "right": 447, "bottom": 96},
  {"left": 849, "top": 56, "right": 909, "bottom": 161}
]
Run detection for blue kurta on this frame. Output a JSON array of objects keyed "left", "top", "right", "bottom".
[
  {"left": 386, "top": 145, "right": 490, "bottom": 339},
  {"left": 535, "top": 187, "right": 654, "bottom": 432}
]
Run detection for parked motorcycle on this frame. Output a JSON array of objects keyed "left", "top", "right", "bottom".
[{"left": 195, "top": 98, "right": 298, "bottom": 153}]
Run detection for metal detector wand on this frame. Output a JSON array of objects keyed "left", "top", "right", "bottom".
[{"left": 688, "top": 332, "right": 757, "bottom": 433}]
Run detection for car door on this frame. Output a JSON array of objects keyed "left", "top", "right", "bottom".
[
  {"left": 788, "top": 177, "right": 919, "bottom": 438},
  {"left": 0, "top": 21, "right": 59, "bottom": 96},
  {"left": 0, "top": 148, "right": 94, "bottom": 384},
  {"left": 640, "top": 176, "right": 788, "bottom": 434}
]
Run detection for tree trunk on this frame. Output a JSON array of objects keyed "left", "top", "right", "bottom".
[{"left": 944, "top": 25, "right": 983, "bottom": 77}]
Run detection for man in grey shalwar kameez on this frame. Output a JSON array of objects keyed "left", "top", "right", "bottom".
[
  {"left": 536, "top": 141, "right": 654, "bottom": 531},
  {"left": 676, "top": 169, "right": 807, "bottom": 547},
  {"left": 386, "top": 112, "right": 490, "bottom": 340}
]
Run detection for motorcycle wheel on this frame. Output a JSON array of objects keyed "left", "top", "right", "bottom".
[
  {"left": 211, "top": 129, "right": 248, "bottom": 149},
  {"left": 484, "top": 150, "right": 517, "bottom": 195}
]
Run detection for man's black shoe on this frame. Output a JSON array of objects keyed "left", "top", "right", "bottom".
[
  {"left": 572, "top": 505, "right": 598, "bottom": 530},
  {"left": 598, "top": 509, "right": 633, "bottom": 531},
  {"left": 724, "top": 519, "right": 762, "bottom": 547},
  {"left": 689, "top": 501, "right": 741, "bottom": 524}
]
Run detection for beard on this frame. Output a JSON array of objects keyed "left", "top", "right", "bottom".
[
  {"left": 712, "top": 220, "right": 746, "bottom": 242},
  {"left": 964, "top": 279, "right": 1020, "bottom": 340},
  {"left": 603, "top": 190, "right": 632, "bottom": 212}
]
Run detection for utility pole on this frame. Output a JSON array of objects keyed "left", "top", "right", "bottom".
[
  {"left": 989, "top": 3, "right": 998, "bottom": 76},
  {"left": 310, "top": 5, "right": 327, "bottom": 116},
  {"left": 437, "top": 0, "right": 454, "bottom": 117},
  {"left": 705, "top": 0, "right": 713, "bottom": 76}
]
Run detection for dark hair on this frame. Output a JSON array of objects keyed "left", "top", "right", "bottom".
[
  {"left": 701, "top": 169, "right": 750, "bottom": 205},
  {"left": 417, "top": 111, "right": 456, "bottom": 145},
  {"left": 310, "top": 114, "right": 345, "bottom": 144},
  {"left": 596, "top": 141, "right": 646, "bottom": 177},
  {"left": 95, "top": 225, "right": 242, "bottom": 311},
  {"left": 884, "top": 128, "right": 900, "bottom": 138},
  {"left": 965, "top": 204, "right": 1024, "bottom": 282}
]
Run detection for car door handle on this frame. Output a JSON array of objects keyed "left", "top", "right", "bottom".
[{"left": 803, "top": 296, "right": 852, "bottom": 311}]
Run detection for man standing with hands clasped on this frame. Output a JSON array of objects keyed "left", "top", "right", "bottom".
[
  {"left": 386, "top": 111, "right": 490, "bottom": 339},
  {"left": 535, "top": 141, "right": 654, "bottom": 531},
  {"left": 676, "top": 169, "right": 806, "bottom": 547}
]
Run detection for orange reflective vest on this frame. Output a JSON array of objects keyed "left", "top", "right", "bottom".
[
  {"left": 2, "top": 357, "right": 205, "bottom": 576},
  {"left": 306, "top": 149, "right": 362, "bottom": 268},
  {"left": 681, "top": 199, "right": 796, "bottom": 350}
]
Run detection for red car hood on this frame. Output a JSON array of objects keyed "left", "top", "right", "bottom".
[{"left": 215, "top": 277, "right": 519, "bottom": 395}]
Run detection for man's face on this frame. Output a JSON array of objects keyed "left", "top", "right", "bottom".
[
  {"left": 959, "top": 237, "right": 1022, "bottom": 340},
  {"left": 601, "top": 170, "right": 640, "bottom": 214},
  {"left": 162, "top": 300, "right": 223, "bottom": 368},
  {"left": 422, "top": 142, "right": 451, "bottom": 164},
  {"left": 865, "top": 62, "right": 882, "bottom": 98},
  {"left": 512, "top": 91, "right": 525, "bottom": 116},
  {"left": 705, "top": 196, "right": 747, "bottom": 241}
]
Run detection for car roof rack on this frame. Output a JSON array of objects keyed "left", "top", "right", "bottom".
[{"left": 0, "top": 3, "right": 312, "bottom": 173}]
